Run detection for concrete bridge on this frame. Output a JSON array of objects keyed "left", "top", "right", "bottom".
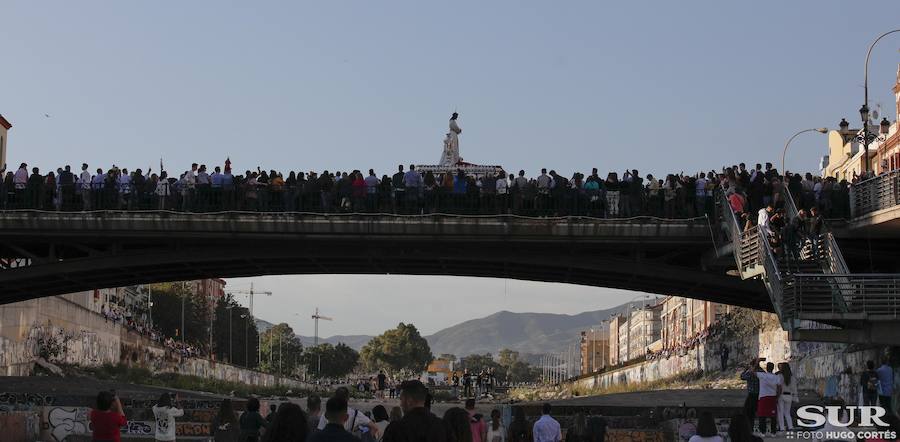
[{"left": 0, "top": 210, "right": 771, "bottom": 309}]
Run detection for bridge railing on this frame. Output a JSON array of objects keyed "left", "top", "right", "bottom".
[
  {"left": 0, "top": 182, "right": 713, "bottom": 219},
  {"left": 782, "top": 273, "right": 900, "bottom": 321},
  {"left": 849, "top": 169, "right": 900, "bottom": 218},
  {"left": 756, "top": 225, "right": 785, "bottom": 319}
]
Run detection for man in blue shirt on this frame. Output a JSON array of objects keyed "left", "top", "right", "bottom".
[{"left": 877, "top": 356, "right": 894, "bottom": 413}]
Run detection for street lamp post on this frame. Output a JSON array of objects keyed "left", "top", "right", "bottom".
[
  {"left": 147, "top": 284, "right": 152, "bottom": 327},
  {"left": 861, "top": 29, "right": 900, "bottom": 174},
  {"left": 181, "top": 281, "right": 186, "bottom": 344},
  {"left": 241, "top": 314, "right": 249, "bottom": 367},
  {"left": 781, "top": 128, "right": 829, "bottom": 178},
  {"left": 227, "top": 305, "right": 234, "bottom": 363}
]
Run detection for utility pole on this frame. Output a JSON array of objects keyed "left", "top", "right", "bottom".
[
  {"left": 181, "top": 281, "right": 186, "bottom": 344},
  {"left": 311, "top": 308, "right": 333, "bottom": 376},
  {"left": 147, "top": 284, "right": 152, "bottom": 327},
  {"left": 224, "top": 283, "right": 272, "bottom": 366}
]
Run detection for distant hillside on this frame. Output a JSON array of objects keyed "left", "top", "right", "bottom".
[
  {"left": 255, "top": 319, "right": 372, "bottom": 350},
  {"left": 424, "top": 300, "right": 658, "bottom": 357},
  {"left": 257, "top": 299, "right": 658, "bottom": 357}
]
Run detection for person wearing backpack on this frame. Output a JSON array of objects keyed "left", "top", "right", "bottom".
[{"left": 860, "top": 360, "right": 879, "bottom": 407}]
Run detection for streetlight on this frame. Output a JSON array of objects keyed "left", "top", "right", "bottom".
[
  {"left": 781, "top": 128, "right": 829, "bottom": 178},
  {"left": 226, "top": 305, "right": 235, "bottom": 363},
  {"left": 860, "top": 29, "right": 900, "bottom": 173},
  {"left": 241, "top": 314, "right": 249, "bottom": 367}
]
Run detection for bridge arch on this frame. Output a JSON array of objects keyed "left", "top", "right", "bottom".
[{"left": 0, "top": 211, "right": 769, "bottom": 310}]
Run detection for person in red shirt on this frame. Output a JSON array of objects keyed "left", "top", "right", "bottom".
[{"left": 90, "top": 390, "right": 127, "bottom": 442}]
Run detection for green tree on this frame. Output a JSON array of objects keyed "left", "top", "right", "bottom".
[
  {"left": 149, "top": 282, "right": 211, "bottom": 351},
  {"left": 259, "top": 323, "right": 303, "bottom": 376},
  {"left": 459, "top": 353, "right": 501, "bottom": 374},
  {"left": 360, "top": 323, "right": 433, "bottom": 373},
  {"left": 498, "top": 349, "right": 519, "bottom": 367},
  {"left": 302, "top": 343, "right": 359, "bottom": 378}
]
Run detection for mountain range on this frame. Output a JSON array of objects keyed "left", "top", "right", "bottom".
[{"left": 256, "top": 299, "right": 657, "bottom": 357}]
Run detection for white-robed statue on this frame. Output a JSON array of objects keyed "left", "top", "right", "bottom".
[{"left": 440, "top": 112, "right": 462, "bottom": 166}]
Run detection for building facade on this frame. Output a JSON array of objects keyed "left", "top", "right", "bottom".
[
  {"left": 659, "top": 296, "right": 724, "bottom": 350},
  {"left": 608, "top": 314, "right": 623, "bottom": 366},
  {"left": 0, "top": 114, "right": 10, "bottom": 171},
  {"left": 579, "top": 326, "right": 609, "bottom": 375},
  {"left": 627, "top": 305, "right": 661, "bottom": 360},
  {"left": 823, "top": 64, "right": 900, "bottom": 179}
]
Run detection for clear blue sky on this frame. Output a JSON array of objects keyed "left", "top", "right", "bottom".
[{"left": 4, "top": 1, "right": 899, "bottom": 336}]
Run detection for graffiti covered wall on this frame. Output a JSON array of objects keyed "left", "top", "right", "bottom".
[{"left": 0, "top": 296, "right": 121, "bottom": 375}]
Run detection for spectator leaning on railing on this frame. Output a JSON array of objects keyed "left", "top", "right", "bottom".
[{"left": 0, "top": 161, "right": 850, "bottom": 219}]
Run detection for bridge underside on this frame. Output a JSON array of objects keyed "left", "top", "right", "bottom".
[{"left": 0, "top": 212, "right": 770, "bottom": 310}]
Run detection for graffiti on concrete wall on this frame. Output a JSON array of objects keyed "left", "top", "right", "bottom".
[
  {"left": 607, "top": 429, "right": 664, "bottom": 442},
  {"left": 123, "top": 420, "right": 154, "bottom": 436},
  {"left": 120, "top": 421, "right": 212, "bottom": 437},
  {"left": 0, "top": 392, "right": 57, "bottom": 412},
  {"left": 46, "top": 406, "right": 91, "bottom": 442}
]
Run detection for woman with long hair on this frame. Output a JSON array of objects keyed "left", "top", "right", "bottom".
[
  {"left": 442, "top": 407, "right": 473, "bottom": 442},
  {"left": 91, "top": 390, "right": 126, "bottom": 442},
  {"left": 212, "top": 399, "right": 239, "bottom": 442},
  {"left": 486, "top": 408, "right": 506, "bottom": 442},
  {"left": 506, "top": 408, "right": 530, "bottom": 442},
  {"left": 239, "top": 397, "right": 268, "bottom": 442},
  {"left": 688, "top": 412, "right": 723, "bottom": 442},
  {"left": 564, "top": 411, "right": 589, "bottom": 442},
  {"left": 777, "top": 362, "right": 798, "bottom": 432},
  {"left": 261, "top": 402, "right": 309, "bottom": 442}
]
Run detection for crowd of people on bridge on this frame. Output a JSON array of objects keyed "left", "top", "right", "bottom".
[{"left": 1, "top": 161, "right": 853, "bottom": 219}]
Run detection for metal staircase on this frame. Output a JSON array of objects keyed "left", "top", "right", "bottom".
[{"left": 718, "top": 190, "right": 900, "bottom": 343}]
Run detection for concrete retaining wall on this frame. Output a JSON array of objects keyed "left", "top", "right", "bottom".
[
  {"left": 574, "top": 312, "right": 898, "bottom": 413},
  {"left": 0, "top": 294, "right": 305, "bottom": 389}
]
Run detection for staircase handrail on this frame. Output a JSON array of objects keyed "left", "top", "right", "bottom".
[
  {"left": 782, "top": 273, "right": 900, "bottom": 320},
  {"left": 756, "top": 225, "right": 786, "bottom": 320},
  {"left": 718, "top": 191, "right": 744, "bottom": 270},
  {"left": 783, "top": 187, "right": 851, "bottom": 275}
]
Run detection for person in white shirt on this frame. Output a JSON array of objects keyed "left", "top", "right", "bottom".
[
  {"left": 757, "top": 205, "right": 773, "bottom": 236},
  {"left": 80, "top": 163, "right": 93, "bottom": 210},
  {"left": 776, "top": 362, "right": 798, "bottom": 432},
  {"left": 316, "top": 387, "right": 379, "bottom": 437},
  {"left": 118, "top": 169, "right": 132, "bottom": 209},
  {"left": 532, "top": 403, "right": 561, "bottom": 442},
  {"left": 754, "top": 362, "right": 782, "bottom": 437},
  {"left": 486, "top": 408, "right": 506, "bottom": 442},
  {"left": 152, "top": 392, "right": 184, "bottom": 441}
]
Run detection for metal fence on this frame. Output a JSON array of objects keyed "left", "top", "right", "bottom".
[
  {"left": 850, "top": 169, "right": 900, "bottom": 218},
  {"left": 0, "top": 182, "right": 716, "bottom": 219},
  {"left": 781, "top": 273, "right": 900, "bottom": 320}
]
